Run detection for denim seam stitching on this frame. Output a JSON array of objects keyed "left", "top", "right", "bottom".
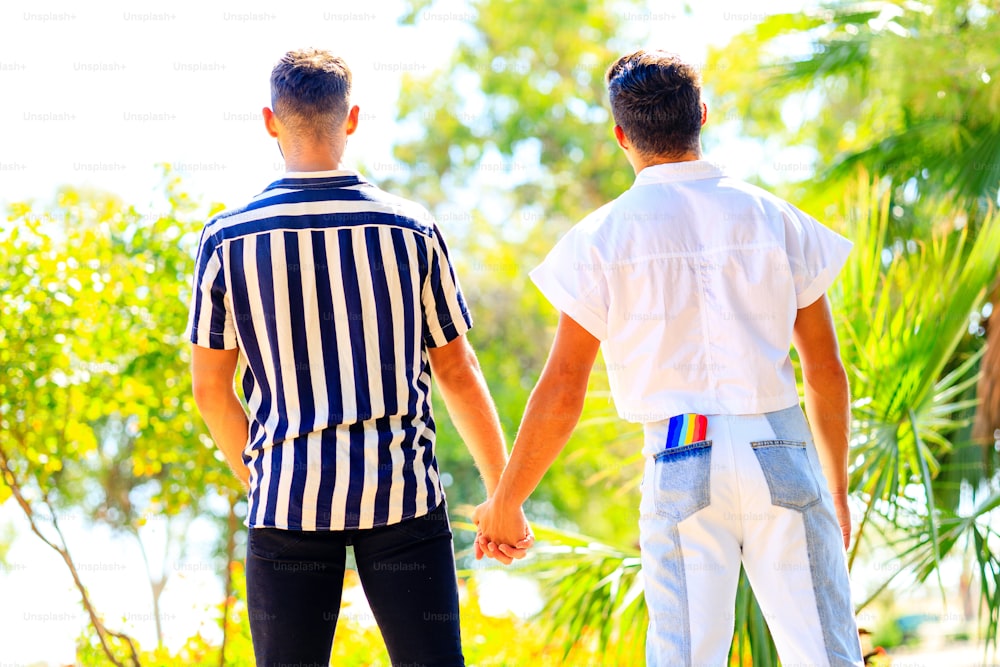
[
  {"left": 772, "top": 496, "right": 821, "bottom": 511},
  {"left": 652, "top": 439, "right": 713, "bottom": 461},
  {"left": 750, "top": 439, "right": 806, "bottom": 448}
]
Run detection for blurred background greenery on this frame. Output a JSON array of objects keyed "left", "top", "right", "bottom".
[{"left": 2, "top": 0, "right": 999, "bottom": 665}]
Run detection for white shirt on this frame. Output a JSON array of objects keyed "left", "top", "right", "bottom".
[{"left": 530, "top": 160, "right": 851, "bottom": 433}]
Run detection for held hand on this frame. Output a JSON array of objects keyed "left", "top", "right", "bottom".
[
  {"left": 831, "top": 491, "right": 851, "bottom": 549},
  {"left": 473, "top": 498, "right": 534, "bottom": 565}
]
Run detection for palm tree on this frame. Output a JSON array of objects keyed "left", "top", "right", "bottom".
[{"left": 705, "top": 0, "right": 1000, "bottom": 445}]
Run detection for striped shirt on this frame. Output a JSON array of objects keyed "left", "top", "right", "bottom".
[{"left": 187, "top": 170, "right": 472, "bottom": 531}]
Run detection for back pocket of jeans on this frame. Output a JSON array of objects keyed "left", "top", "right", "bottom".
[
  {"left": 653, "top": 440, "right": 712, "bottom": 521},
  {"left": 394, "top": 501, "right": 453, "bottom": 541},
  {"left": 248, "top": 528, "right": 304, "bottom": 561},
  {"left": 750, "top": 440, "right": 821, "bottom": 510}
]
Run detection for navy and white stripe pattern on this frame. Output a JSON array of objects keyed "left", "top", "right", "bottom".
[{"left": 187, "top": 170, "right": 472, "bottom": 531}]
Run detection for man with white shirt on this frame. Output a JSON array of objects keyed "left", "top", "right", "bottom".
[
  {"left": 474, "top": 50, "right": 864, "bottom": 666},
  {"left": 188, "top": 48, "right": 529, "bottom": 666}
]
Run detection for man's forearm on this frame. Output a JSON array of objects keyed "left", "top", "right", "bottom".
[
  {"left": 473, "top": 313, "right": 598, "bottom": 556},
  {"left": 191, "top": 346, "right": 248, "bottom": 487},
  {"left": 802, "top": 366, "right": 850, "bottom": 493},
  {"left": 492, "top": 312, "right": 599, "bottom": 508},
  {"left": 792, "top": 295, "right": 851, "bottom": 495},
  {"left": 196, "top": 391, "right": 251, "bottom": 488},
  {"left": 434, "top": 360, "right": 508, "bottom": 495},
  {"left": 492, "top": 375, "right": 585, "bottom": 508}
]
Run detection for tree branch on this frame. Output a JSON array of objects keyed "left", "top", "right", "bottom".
[
  {"left": 0, "top": 442, "right": 140, "bottom": 666},
  {"left": 219, "top": 492, "right": 240, "bottom": 667}
]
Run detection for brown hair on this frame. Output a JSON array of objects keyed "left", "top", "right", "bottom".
[
  {"left": 270, "top": 48, "right": 352, "bottom": 137},
  {"left": 605, "top": 50, "right": 702, "bottom": 158}
]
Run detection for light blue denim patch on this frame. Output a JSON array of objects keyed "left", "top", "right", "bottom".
[
  {"left": 643, "top": 521, "right": 693, "bottom": 667},
  {"left": 750, "top": 439, "right": 821, "bottom": 510},
  {"left": 647, "top": 440, "right": 713, "bottom": 666},
  {"left": 653, "top": 440, "right": 712, "bottom": 521},
  {"left": 760, "top": 405, "right": 863, "bottom": 666}
]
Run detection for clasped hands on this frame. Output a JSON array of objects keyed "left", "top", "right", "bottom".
[{"left": 472, "top": 496, "right": 535, "bottom": 565}]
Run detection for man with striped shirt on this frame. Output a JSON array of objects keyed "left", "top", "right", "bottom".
[{"left": 188, "top": 48, "right": 530, "bottom": 666}]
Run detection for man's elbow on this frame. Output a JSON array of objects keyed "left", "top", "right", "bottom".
[
  {"left": 192, "top": 375, "right": 230, "bottom": 411},
  {"left": 536, "top": 364, "right": 590, "bottom": 418},
  {"left": 801, "top": 355, "right": 848, "bottom": 388},
  {"left": 430, "top": 341, "right": 481, "bottom": 389},
  {"left": 190, "top": 346, "right": 239, "bottom": 412}
]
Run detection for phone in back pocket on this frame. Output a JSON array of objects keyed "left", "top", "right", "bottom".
[{"left": 664, "top": 413, "right": 708, "bottom": 450}]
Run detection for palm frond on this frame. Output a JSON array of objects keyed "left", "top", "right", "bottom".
[
  {"left": 838, "top": 181, "right": 1000, "bottom": 532},
  {"left": 513, "top": 524, "right": 646, "bottom": 665},
  {"left": 870, "top": 487, "right": 1000, "bottom": 652},
  {"left": 731, "top": 567, "right": 780, "bottom": 667}
]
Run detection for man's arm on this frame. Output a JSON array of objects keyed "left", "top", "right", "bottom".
[
  {"left": 427, "top": 334, "right": 510, "bottom": 494},
  {"left": 792, "top": 294, "right": 852, "bottom": 548},
  {"left": 191, "top": 345, "right": 250, "bottom": 488},
  {"left": 473, "top": 312, "right": 601, "bottom": 557},
  {"left": 427, "top": 334, "right": 529, "bottom": 563}
]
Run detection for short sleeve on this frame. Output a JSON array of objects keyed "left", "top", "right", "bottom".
[
  {"left": 421, "top": 224, "right": 473, "bottom": 348},
  {"left": 187, "top": 227, "right": 238, "bottom": 349},
  {"left": 785, "top": 208, "right": 853, "bottom": 309},
  {"left": 529, "top": 225, "right": 609, "bottom": 341}
]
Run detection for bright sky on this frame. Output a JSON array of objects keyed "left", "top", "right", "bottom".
[
  {"left": 0, "top": 0, "right": 831, "bottom": 663},
  {"left": 0, "top": 0, "right": 817, "bottom": 212}
]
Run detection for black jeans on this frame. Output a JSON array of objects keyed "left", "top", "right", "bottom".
[{"left": 246, "top": 501, "right": 464, "bottom": 667}]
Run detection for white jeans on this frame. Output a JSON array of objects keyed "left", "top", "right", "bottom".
[{"left": 639, "top": 405, "right": 863, "bottom": 667}]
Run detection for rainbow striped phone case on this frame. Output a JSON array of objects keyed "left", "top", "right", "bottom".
[{"left": 664, "top": 413, "right": 708, "bottom": 450}]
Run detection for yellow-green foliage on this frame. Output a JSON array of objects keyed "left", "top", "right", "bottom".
[{"left": 77, "top": 562, "right": 620, "bottom": 666}]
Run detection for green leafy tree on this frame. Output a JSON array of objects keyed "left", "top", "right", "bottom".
[
  {"left": 835, "top": 179, "right": 1000, "bottom": 646},
  {"left": 0, "top": 171, "right": 244, "bottom": 665},
  {"left": 706, "top": 1, "right": 1000, "bottom": 207}
]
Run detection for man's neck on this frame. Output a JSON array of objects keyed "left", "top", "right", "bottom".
[
  {"left": 279, "top": 140, "right": 347, "bottom": 173},
  {"left": 282, "top": 155, "right": 345, "bottom": 172},
  {"left": 631, "top": 151, "right": 702, "bottom": 174}
]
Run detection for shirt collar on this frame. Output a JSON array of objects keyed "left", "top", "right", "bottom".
[
  {"left": 282, "top": 168, "right": 361, "bottom": 179},
  {"left": 632, "top": 159, "right": 725, "bottom": 187},
  {"left": 265, "top": 168, "right": 365, "bottom": 191}
]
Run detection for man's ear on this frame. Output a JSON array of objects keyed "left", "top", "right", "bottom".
[
  {"left": 345, "top": 105, "right": 361, "bottom": 136},
  {"left": 263, "top": 107, "right": 280, "bottom": 138},
  {"left": 613, "top": 124, "right": 629, "bottom": 151},
  {"left": 701, "top": 102, "right": 708, "bottom": 127}
]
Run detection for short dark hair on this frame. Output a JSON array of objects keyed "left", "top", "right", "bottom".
[
  {"left": 605, "top": 50, "right": 702, "bottom": 159},
  {"left": 270, "top": 49, "right": 352, "bottom": 137}
]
